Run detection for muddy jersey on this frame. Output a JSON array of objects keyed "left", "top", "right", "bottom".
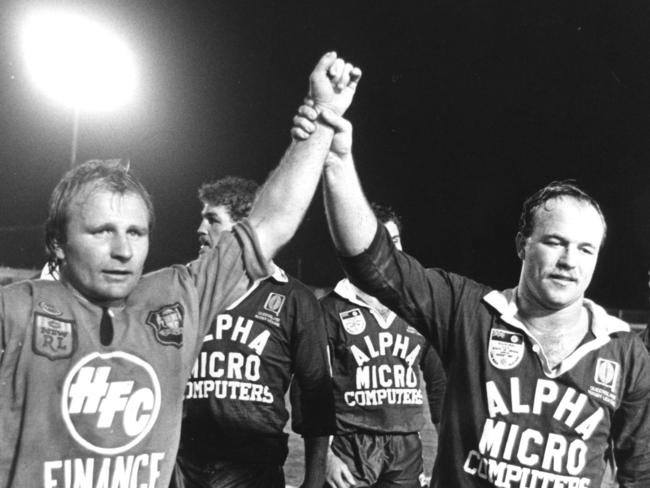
[
  {"left": 341, "top": 224, "right": 650, "bottom": 488},
  {"left": 322, "top": 279, "right": 445, "bottom": 434},
  {"left": 0, "top": 221, "right": 270, "bottom": 488},
  {"left": 178, "top": 266, "right": 334, "bottom": 465}
]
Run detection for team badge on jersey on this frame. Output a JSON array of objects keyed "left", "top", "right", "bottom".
[
  {"left": 263, "top": 292, "right": 286, "bottom": 316},
  {"left": 146, "top": 303, "right": 184, "bottom": 347},
  {"left": 488, "top": 328, "right": 524, "bottom": 370},
  {"left": 39, "top": 300, "right": 62, "bottom": 316},
  {"left": 594, "top": 358, "right": 619, "bottom": 392},
  {"left": 340, "top": 308, "right": 366, "bottom": 335},
  {"left": 62, "top": 352, "right": 161, "bottom": 455},
  {"left": 33, "top": 313, "right": 76, "bottom": 360}
]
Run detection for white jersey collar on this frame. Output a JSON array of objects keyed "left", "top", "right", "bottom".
[{"left": 483, "top": 288, "right": 629, "bottom": 377}]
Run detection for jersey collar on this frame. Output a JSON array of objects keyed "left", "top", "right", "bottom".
[
  {"left": 483, "top": 288, "right": 629, "bottom": 377},
  {"left": 333, "top": 278, "right": 397, "bottom": 327}
]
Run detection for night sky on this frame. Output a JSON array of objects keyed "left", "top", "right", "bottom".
[{"left": 0, "top": 0, "right": 649, "bottom": 309}]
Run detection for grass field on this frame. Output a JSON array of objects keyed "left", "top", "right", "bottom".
[{"left": 283, "top": 399, "right": 439, "bottom": 487}]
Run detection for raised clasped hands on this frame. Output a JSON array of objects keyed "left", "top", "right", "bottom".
[{"left": 309, "top": 52, "right": 362, "bottom": 116}]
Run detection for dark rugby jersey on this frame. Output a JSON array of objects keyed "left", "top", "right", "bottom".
[
  {"left": 0, "top": 221, "right": 270, "bottom": 488},
  {"left": 341, "top": 224, "right": 650, "bottom": 488},
  {"left": 323, "top": 279, "right": 445, "bottom": 434},
  {"left": 178, "top": 266, "right": 334, "bottom": 465}
]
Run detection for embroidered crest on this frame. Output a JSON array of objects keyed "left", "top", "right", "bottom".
[
  {"left": 33, "top": 313, "right": 76, "bottom": 360},
  {"left": 488, "top": 328, "right": 524, "bottom": 370},
  {"left": 340, "top": 309, "right": 366, "bottom": 335},
  {"left": 146, "top": 303, "right": 184, "bottom": 348},
  {"left": 38, "top": 301, "right": 62, "bottom": 316},
  {"left": 263, "top": 293, "right": 286, "bottom": 316},
  {"left": 594, "top": 358, "right": 619, "bottom": 392}
]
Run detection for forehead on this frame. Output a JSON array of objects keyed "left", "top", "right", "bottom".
[
  {"left": 531, "top": 197, "right": 604, "bottom": 245},
  {"left": 67, "top": 187, "right": 150, "bottom": 226},
  {"left": 201, "top": 204, "right": 233, "bottom": 220}
]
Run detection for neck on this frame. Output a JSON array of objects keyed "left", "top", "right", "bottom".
[{"left": 516, "top": 290, "right": 585, "bottom": 336}]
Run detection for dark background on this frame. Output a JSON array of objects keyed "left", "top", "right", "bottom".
[{"left": 1, "top": 0, "right": 649, "bottom": 309}]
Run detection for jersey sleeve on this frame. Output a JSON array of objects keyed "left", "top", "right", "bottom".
[
  {"left": 289, "top": 287, "right": 335, "bottom": 437},
  {"left": 339, "top": 222, "right": 491, "bottom": 364},
  {"left": 419, "top": 343, "right": 446, "bottom": 425},
  {"left": 188, "top": 219, "right": 272, "bottom": 336},
  {"left": 612, "top": 336, "right": 650, "bottom": 486}
]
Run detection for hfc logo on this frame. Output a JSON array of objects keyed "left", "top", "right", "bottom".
[{"left": 62, "top": 352, "right": 161, "bottom": 455}]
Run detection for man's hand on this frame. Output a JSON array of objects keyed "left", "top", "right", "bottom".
[
  {"left": 291, "top": 103, "right": 353, "bottom": 163},
  {"left": 309, "top": 52, "right": 361, "bottom": 116},
  {"left": 326, "top": 449, "right": 357, "bottom": 488}
]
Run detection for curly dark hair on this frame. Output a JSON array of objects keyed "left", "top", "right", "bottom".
[
  {"left": 198, "top": 176, "right": 259, "bottom": 222},
  {"left": 518, "top": 180, "right": 607, "bottom": 248},
  {"left": 370, "top": 202, "right": 402, "bottom": 234},
  {"left": 44, "top": 159, "right": 154, "bottom": 271}
]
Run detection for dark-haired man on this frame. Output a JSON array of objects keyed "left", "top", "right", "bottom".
[
  {"left": 0, "top": 51, "right": 361, "bottom": 487},
  {"left": 174, "top": 176, "right": 333, "bottom": 488},
  {"left": 292, "top": 107, "right": 650, "bottom": 487},
  {"left": 319, "top": 203, "right": 445, "bottom": 488}
]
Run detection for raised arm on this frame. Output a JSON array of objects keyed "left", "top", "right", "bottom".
[
  {"left": 319, "top": 109, "right": 377, "bottom": 257},
  {"left": 249, "top": 52, "right": 361, "bottom": 260}
]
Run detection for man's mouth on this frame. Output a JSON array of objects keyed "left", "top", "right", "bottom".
[
  {"left": 548, "top": 273, "right": 577, "bottom": 283},
  {"left": 198, "top": 237, "right": 211, "bottom": 254},
  {"left": 103, "top": 270, "right": 132, "bottom": 281}
]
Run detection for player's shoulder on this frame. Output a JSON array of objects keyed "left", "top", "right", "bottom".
[
  {"left": 3, "top": 277, "right": 64, "bottom": 298},
  {"left": 267, "top": 268, "right": 320, "bottom": 299}
]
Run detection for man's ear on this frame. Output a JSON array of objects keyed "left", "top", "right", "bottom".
[
  {"left": 515, "top": 232, "right": 526, "bottom": 260},
  {"left": 53, "top": 239, "right": 65, "bottom": 261}
]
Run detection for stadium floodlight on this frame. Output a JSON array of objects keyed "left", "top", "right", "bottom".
[{"left": 22, "top": 9, "right": 137, "bottom": 165}]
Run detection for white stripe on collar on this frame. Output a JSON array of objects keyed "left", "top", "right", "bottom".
[{"left": 333, "top": 279, "right": 397, "bottom": 327}]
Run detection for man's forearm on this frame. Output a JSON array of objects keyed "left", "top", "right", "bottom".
[
  {"left": 323, "top": 154, "right": 377, "bottom": 257},
  {"left": 302, "top": 435, "right": 329, "bottom": 488},
  {"left": 250, "top": 121, "right": 335, "bottom": 260}
]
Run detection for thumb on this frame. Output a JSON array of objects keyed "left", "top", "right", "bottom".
[
  {"left": 319, "top": 108, "right": 351, "bottom": 134},
  {"left": 311, "top": 52, "right": 337, "bottom": 81}
]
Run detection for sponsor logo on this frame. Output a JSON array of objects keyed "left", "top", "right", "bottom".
[
  {"left": 62, "top": 352, "right": 161, "bottom": 455},
  {"left": 39, "top": 301, "right": 62, "bottom": 316},
  {"left": 594, "top": 358, "right": 619, "bottom": 392},
  {"left": 33, "top": 313, "right": 76, "bottom": 360},
  {"left": 146, "top": 303, "right": 184, "bottom": 347},
  {"left": 263, "top": 292, "right": 286, "bottom": 316},
  {"left": 340, "top": 308, "right": 366, "bottom": 335},
  {"left": 488, "top": 328, "right": 524, "bottom": 370}
]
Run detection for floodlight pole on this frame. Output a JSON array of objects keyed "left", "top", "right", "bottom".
[{"left": 70, "top": 104, "right": 80, "bottom": 168}]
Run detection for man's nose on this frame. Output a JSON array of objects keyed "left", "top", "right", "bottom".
[
  {"left": 111, "top": 233, "right": 133, "bottom": 260},
  {"left": 197, "top": 219, "right": 209, "bottom": 236},
  {"left": 558, "top": 245, "right": 578, "bottom": 268}
]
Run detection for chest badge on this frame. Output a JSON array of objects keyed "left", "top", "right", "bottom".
[
  {"left": 33, "top": 313, "right": 77, "bottom": 360},
  {"left": 488, "top": 328, "right": 524, "bottom": 370},
  {"left": 263, "top": 292, "right": 286, "bottom": 316},
  {"left": 340, "top": 308, "right": 366, "bottom": 335},
  {"left": 594, "top": 358, "right": 619, "bottom": 392},
  {"left": 146, "top": 303, "right": 184, "bottom": 348}
]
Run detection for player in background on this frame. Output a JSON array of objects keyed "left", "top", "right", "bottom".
[
  {"left": 290, "top": 104, "right": 650, "bottom": 486},
  {"left": 318, "top": 202, "right": 445, "bottom": 488},
  {"left": 173, "top": 176, "right": 334, "bottom": 488},
  {"left": 0, "top": 51, "right": 361, "bottom": 488}
]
